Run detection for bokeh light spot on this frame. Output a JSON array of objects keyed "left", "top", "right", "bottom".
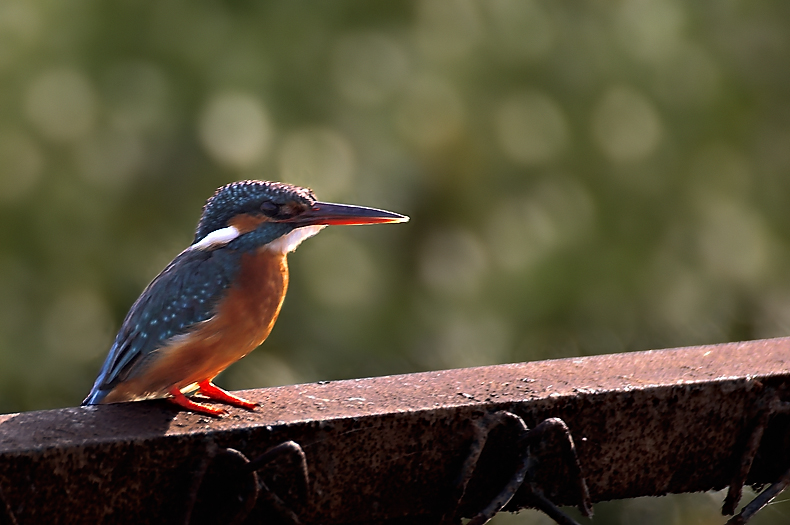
[
  {"left": 25, "top": 67, "right": 98, "bottom": 142},
  {"left": 495, "top": 90, "right": 569, "bottom": 166},
  {"left": 591, "top": 85, "right": 663, "bottom": 163},
  {"left": 199, "top": 91, "right": 272, "bottom": 170},
  {"left": 278, "top": 127, "right": 356, "bottom": 201},
  {"left": 616, "top": 0, "right": 687, "bottom": 64}
]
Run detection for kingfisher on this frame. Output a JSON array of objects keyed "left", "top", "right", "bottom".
[{"left": 82, "top": 180, "right": 408, "bottom": 416}]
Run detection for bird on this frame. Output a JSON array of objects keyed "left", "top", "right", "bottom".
[{"left": 82, "top": 180, "right": 408, "bottom": 416}]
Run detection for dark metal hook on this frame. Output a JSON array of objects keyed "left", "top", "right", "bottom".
[
  {"left": 183, "top": 440, "right": 309, "bottom": 525},
  {"left": 724, "top": 388, "right": 790, "bottom": 517},
  {"left": 726, "top": 463, "right": 790, "bottom": 525},
  {"left": 443, "top": 410, "right": 591, "bottom": 525}
]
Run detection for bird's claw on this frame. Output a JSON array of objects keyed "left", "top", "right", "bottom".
[
  {"left": 197, "top": 380, "right": 259, "bottom": 410},
  {"left": 168, "top": 390, "right": 228, "bottom": 417}
]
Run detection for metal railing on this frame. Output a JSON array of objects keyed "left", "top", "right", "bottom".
[{"left": 1, "top": 337, "right": 789, "bottom": 524}]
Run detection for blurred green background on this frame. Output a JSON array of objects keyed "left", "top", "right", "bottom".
[{"left": 1, "top": 0, "right": 790, "bottom": 522}]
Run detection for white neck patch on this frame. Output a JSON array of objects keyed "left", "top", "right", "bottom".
[
  {"left": 190, "top": 226, "right": 240, "bottom": 251},
  {"left": 265, "top": 225, "right": 326, "bottom": 254}
]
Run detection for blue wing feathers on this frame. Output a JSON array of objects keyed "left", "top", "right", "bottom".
[{"left": 82, "top": 247, "right": 242, "bottom": 405}]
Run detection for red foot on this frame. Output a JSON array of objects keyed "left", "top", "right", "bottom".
[
  {"left": 197, "top": 380, "right": 258, "bottom": 410},
  {"left": 168, "top": 389, "right": 227, "bottom": 417}
]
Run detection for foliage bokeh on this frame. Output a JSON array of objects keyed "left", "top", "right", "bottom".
[{"left": 1, "top": 0, "right": 790, "bottom": 522}]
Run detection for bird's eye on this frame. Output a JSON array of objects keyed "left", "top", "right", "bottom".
[{"left": 260, "top": 201, "right": 279, "bottom": 216}]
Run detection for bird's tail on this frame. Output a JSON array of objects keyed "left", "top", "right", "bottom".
[{"left": 81, "top": 386, "right": 109, "bottom": 406}]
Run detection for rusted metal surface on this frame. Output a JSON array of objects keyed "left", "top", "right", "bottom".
[{"left": 0, "top": 337, "right": 789, "bottom": 524}]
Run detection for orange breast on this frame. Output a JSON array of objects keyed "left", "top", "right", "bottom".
[{"left": 103, "top": 248, "right": 289, "bottom": 403}]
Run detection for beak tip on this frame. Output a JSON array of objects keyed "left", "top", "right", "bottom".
[{"left": 304, "top": 202, "right": 410, "bottom": 226}]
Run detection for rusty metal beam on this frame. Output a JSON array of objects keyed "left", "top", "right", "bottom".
[{"left": 1, "top": 338, "right": 790, "bottom": 524}]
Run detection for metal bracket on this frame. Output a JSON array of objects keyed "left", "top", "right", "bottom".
[
  {"left": 724, "top": 387, "right": 790, "bottom": 524},
  {"left": 184, "top": 440, "right": 309, "bottom": 525},
  {"left": 725, "top": 464, "right": 790, "bottom": 525},
  {"left": 442, "top": 410, "right": 591, "bottom": 525}
]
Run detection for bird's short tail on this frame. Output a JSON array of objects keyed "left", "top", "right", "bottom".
[{"left": 81, "top": 388, "right": 108, "bottom": 406}]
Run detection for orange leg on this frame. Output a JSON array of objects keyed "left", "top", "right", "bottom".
[
  {"left": 197, "top": 380, "right": 258, "bottom": 410},
  {"left": 168, "top": 388, "right": 227, "bottom": 417}
]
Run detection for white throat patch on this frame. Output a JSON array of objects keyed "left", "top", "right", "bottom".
[
  {"left": 265, "top": 225, "right": 326, "bottom": 254},
  {"left": 190, "top": 226, "right": 240, "bottom": 251}
]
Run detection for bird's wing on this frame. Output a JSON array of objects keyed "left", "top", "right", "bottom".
[{"left": 83, "top": 247, "right": 242, "bottom": 403}]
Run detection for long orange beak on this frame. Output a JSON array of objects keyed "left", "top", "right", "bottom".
[{"left": 292, "top": 201, "right": 409, "bottom": 226}]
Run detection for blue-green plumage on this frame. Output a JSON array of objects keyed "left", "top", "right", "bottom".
[{"left": 83, "top": 247, "right": 242, "bottom": 404}]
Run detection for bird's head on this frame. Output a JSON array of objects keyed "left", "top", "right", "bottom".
[{"left": 192, "top": 180, "right": 408, "bottom": 253}]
